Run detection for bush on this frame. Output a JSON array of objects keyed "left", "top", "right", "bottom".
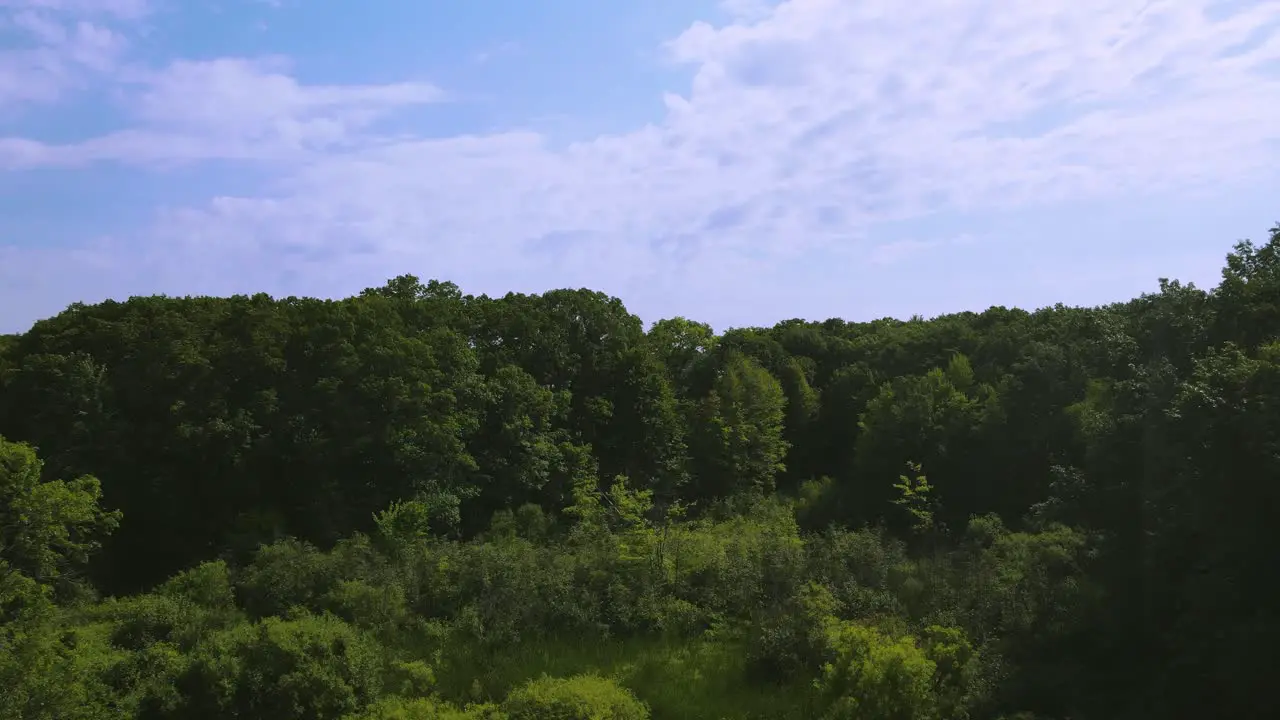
[
  {"left": 235, "top": 539, "right": 341, "bottom": 618},
  {"left": 501, "top": 674, "right": 648, "bottom": 720},
  {"left": 819, "top": 622, "right": 938, "bottom": 720},
  {"left": 744, "top": 581, "right": 839, "bottom": 683},
  {"left": 104, "top": 641, "right": 189, "bottom": 718},
  {"left": 102, "top": 563, "right": 242, "bottom": 652},
  {"left": 159, "top": 560, "right": 236, "bottom": 610},
  {"left": 107, "top": 594, "right": 191, "bottom": 651},
  {"left": 323, "top": 579, "right": 411, "bottom": 632},
  {"left": 175, "top": 613, "right": 385, "bottom": 720},
  {"left": 347, "top": 696, "right": 506, "bottom": 719},
  {"left": 920, "top": 624, "right": 983, "bottom": 719}
]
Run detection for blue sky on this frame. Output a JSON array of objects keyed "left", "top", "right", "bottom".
[{"left": 1, "top": 0, "right": 1278, "bottom": 334}]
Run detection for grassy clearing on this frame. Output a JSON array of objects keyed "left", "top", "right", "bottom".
[{"left": 433, "top": 635, "right": 818, "bottom": 720}]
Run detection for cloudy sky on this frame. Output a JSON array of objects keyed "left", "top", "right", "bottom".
[{"left": 1, "top": 0, "right": 1278, "bottom": 333}]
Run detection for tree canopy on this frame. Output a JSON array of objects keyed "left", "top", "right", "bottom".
[{"left": 0, "top": 224, "right": 1277, "bottom": 719}]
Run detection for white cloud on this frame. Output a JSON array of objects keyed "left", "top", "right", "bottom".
[
  {"left": 1, "top": 56, "right": 445, "bottom": 166},
  {"left": 128, "top": 57, "right": 443, "bottom": 150},
  {"left": 2, "top": 0, "right": 1280, "bottom": 329},
  {"left": 134, "top": 58, "right": 443, "bottom": 130},
  {"left": 0, "top": 0, "right": 150, "bottom": 20},
  {"left": 0, "top": 0, "right": 138, "bottom": 111},
  {"left": 149, "top": 1, "right": 1280, "bottom": 263}
]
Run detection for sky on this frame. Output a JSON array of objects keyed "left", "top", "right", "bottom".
[{"left": 1, "top": 0, "right": 1279, "bottom": 334}]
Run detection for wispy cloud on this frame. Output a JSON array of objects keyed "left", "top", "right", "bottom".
[
  {"left": 0, "top": 0, "right": 151, "bottom": 20},
  {"left": 2, "top": 0, "right": 1279, "bottom": 330},
  {"left": 0, "top": 0, "right": 138, "bottom": 110},
  {"left": 1, "top": 56, "right": 445, "bottom": 166},
  {"left": 146, "top": 1, "right": 1280, "bottom": 266}
]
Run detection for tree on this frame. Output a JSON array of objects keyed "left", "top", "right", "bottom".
[
  {"left": 689, "top": 353, "right": 789, "bottom": 500},
  {"left": 892, "top": 461, "right": 935, "bottom": 539},
  {"left": 0, "top": 435, "right": 120, "bottom": 593},
  {"left": 851, "top": 357, "right": 995, "bottom": 530},
  {"left": 776, "top": 356, "right": 821, "bottom": 488},
  {"left": 645, "top": 316, "right": 716, "bottom": 395},
  {"left": 0, "top": 436, "right": 122, "bottom": 720},
  {"left": 467, "top": 363, "right": 573, "bottom": 523},
  {"left": 1154, "top": 342, "right": 1280, "bottom": 720},
  {"left": 1212, "top": 224, "right": 1280, "bottom": 348}
]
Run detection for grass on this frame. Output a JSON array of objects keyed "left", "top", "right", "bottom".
[{"left": 432, "top": 634, "right": 820, "bottom": 720}]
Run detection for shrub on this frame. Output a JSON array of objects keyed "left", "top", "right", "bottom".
[
  {"left": 347, "top": 696, "right": 506, "bottom": 719},
  {"left": 501, "top": 674, "right": 648, "bottom": 720},
  {"left": 744, "top": 581, "right": 839, "bottom": 683},
  {"left": 819, "top": 623, "right": 938, "bottom": 720},
  {"left": 235, "top": 539, "right": 341, "bottom": 618},
  {"left": 158, "top": 560, "right": 236, "bottom": 610},
  {"left": 323, "top": 579, "right": 411, "bottom": 632},
  {"left": 176, "top": 613, "right": 385, "bottom": 720}
]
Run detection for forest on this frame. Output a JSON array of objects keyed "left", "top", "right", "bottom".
[{"left": 1, "top": 224, "right": 1277, "bottom": 720}]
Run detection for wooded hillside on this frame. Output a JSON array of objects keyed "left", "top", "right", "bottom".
[{"left": 2, "top": 225, "right": 1277, "bottom": 720}]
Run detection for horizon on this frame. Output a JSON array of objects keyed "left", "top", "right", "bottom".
[{"left": 0, "top": 243, "right": 1256, "bottom": 336}]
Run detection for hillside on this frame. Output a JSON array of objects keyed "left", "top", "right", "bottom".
[{"left": 1, "top": 225, "right": 1278, "bottom": 720}]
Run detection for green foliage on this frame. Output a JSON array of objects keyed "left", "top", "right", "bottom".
[
  {"left": 104, "top": 593, "right": 212, "bottom": 651},
  {"left": 565, "top": 471, "right": 654, "bottom": 546},
  {"left": 235, "top": 538, "right": 342, "bottom": 618},
  {"left": 175, "top": 613, "right": 385, "bottom": 720},
  {"left": 860, "top": 358, "right": 1001, "bottom": 527},
  {"left": 0, "top": 437, "right": 128, "bottom": 719},
  {"left": 744, "top": 580, "right": 839, "bottom": 683},
  {"left": 0, "top": 557, "right": 52, "bottom": 626},
  {"left": 2, "top": 225, "right": 1279, "bottom": 720},
  {"left": 501, "top": 674, "right": 649, "bottom": 720},
  {"left": 0, "top": 435, "right": 121, "bottom": 589},
  {"left": 920, "top": 624, "right": 980, "bottom": 719},
  {"left": 690, "top": 353, "right": 789, "bottom": 499},
  {"left": 892, "top": 461, "right": 936, "bottom": 537},
  {"left": 347, "top": 696, "right": 505, "bottom": 719},
  {"left": 1213, "top": 225, "right": 1280, "bottom": 347},
  {"left": 0, "top": 612, "right": 125, "bottom": 720},
  {"left": 377, "top": 499, "right": 441, "bottom": 548},
  {"left": 645, "top": 317, "right": 717, "bottom": 392},
  {"left": 158, "top": 560, "right": 236, "bottom": 610},
  {"left": 324, "top": 579, "right": 411, "bottom": 632},
  {"left": 818, "top": 622, "right": 938, "bottom": 720}
]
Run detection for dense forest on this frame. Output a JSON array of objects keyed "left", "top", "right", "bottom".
[{"left": 1, "top": 224, "right": 1277, "bottom": 720}]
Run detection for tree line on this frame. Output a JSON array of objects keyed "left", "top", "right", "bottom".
[{"left": 1, "top": 225, "right": 1277, "bottom": 719}]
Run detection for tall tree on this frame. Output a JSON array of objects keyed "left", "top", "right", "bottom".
[{"left": 689, "top": 353, "right": 789, "bottom": 500}]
